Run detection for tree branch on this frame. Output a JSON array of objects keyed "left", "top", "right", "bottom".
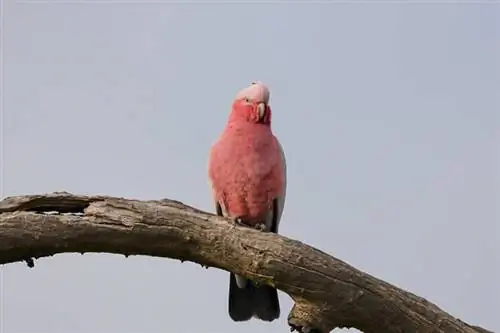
[{"left": 0, "top": 192, "right": 493, "bottom": 333}]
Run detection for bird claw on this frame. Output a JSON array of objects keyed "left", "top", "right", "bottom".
[
  {"left": 255, "top": 223, "right": 268, "bottom": 232},
  {"left": 230, "top": 218, "right": 267, "bottom": 232},
  {"left": 231, "top": 217, "right": 245, "bottom": 226}
]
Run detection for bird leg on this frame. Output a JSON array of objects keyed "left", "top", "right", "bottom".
[
  {"left": 254, "top": 223, "right": 268, "bottom": 232},
  {"left": 230, "top": 217, "right": 268, "bottom": 232}
]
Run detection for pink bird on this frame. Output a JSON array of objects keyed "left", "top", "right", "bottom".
[{"left": 208, "top": 82, "right": 287, "bottom": 322}]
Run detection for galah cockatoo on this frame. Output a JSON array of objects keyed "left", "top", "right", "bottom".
[{"left": 208, "top": 82, "right": 287, "bottom": 322}]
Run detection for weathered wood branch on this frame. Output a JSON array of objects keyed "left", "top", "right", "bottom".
[{"left": 0, "top": 192, "right": 493, "bottom": 333}]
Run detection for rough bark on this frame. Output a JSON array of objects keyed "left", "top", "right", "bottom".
[{"left": 0, "top": 192, "right": 493, "bottom": 333}]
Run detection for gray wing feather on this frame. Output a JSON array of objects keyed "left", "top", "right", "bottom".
[{"left": 265, "top": 137, "right": 287, "bottom": 233}]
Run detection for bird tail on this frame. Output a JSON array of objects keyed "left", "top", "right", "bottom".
[{"left": 228, "top": 273, "right": 280, "bottom": 322}]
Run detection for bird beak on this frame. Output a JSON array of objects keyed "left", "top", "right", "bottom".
[{"left": 257, "top": 102, "right": 267, "bottom": 122}]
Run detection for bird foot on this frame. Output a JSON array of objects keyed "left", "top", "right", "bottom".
[
  {"left": 255, "top": 223, "right": 268, "bottom": 232},
  {"left": 231, "top": 217, "right": 246, "bottom": 226},
  {"left": 230, "top": 218, "right": 268, "bottom": 232}
]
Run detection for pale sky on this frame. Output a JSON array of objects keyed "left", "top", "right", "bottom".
[{"left": 1, "top": 2, "right": 499, "bottom": 333}]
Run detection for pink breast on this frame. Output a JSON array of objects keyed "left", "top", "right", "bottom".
[{"left": 209, "top": 125, "right": 284, "bottom": 224}]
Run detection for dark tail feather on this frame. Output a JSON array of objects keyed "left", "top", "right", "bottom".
[
  {"left": 228, "top": 273, "right": 254, "bottom": 321},
  {"left": 228, "top": 273, "right": 280, "bottom": 322},
  {"left": 253, "top": 283, "right": 280, "bottom": 322}
]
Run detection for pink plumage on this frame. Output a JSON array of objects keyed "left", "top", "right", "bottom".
[
  {"left": 209, "top": 82, "right": 285, "bottom": 227},
  {"left": 208, "top": 82, "right": 287, "bottom": 322}
]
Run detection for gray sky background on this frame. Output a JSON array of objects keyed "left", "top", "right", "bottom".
[{"left": 1, "top": 2, "right": 498, "bottom": 333}]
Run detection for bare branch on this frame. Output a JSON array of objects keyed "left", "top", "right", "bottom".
[{"left": 0, "top": 192, "right": 493, "bottom": 333}]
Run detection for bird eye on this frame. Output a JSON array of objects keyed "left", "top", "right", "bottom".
[{"left": 244, "top": 97, "right": 250, "bottom": 102}]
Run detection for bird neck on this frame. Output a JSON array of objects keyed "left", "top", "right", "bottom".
[{"left": 225, "top": 120, "right": 272, "bottom": 133}]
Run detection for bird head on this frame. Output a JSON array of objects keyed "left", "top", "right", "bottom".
[{"left": 229, "top": 81, "right": 272, "bottom": 125}]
